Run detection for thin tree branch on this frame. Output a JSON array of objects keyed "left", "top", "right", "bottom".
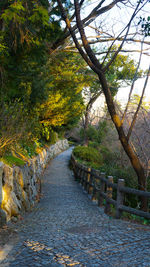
[
  {"left": 69, "top": 0, "right": 86, "bottom": 22},
  {"left": 127, "top": 65, "right": 150, "bottom": 141},
  {"left": 87, "top": 37, "right": 150, "bottom": 46},
  {"left": 74, "top": 0, "right": 102, "bottom": 71},
  {"left": 102, "top": 0, "right": 142, "bottom": 72},
  {"left": 63, "top": 48, "right": 150, "bottom": 56},
  {"left": 56, "top": 0, "right": 99, "bottom": 74},
  {"left": 121, "top": 38, "right": 144, "bottom": 125},
  {"left": 52, "top": 0, "right": 125, "bottom": 51}
]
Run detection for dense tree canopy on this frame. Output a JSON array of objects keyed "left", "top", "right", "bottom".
[
  {"left": 0, "top": 0, "right": 86, "bottom": 151},
  {"left": 0, "top": 0, "right": 54, "bottom": 104}
]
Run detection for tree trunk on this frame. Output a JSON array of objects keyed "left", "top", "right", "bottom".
[
  {"left": 56, "top": 0, "right": 148, "bottom": 211},
  {"left": 98, "top": 72, "right": 148, "bottom": 211}
]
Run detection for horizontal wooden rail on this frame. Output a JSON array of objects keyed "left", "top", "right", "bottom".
[
  {"left": 120, "top": 186, "right": 150, "bottom": 198},
  {"left": 71, "top": 154, "right": 150, "bottom": 220},
  {"left": 119, "top": 205, "right": 150, "bottom": 219}
]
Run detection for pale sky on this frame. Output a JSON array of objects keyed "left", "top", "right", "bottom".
[{"left": 82, "top": 0, "right": 150, "bottom": 108}]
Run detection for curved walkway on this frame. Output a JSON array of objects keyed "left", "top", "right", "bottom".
[{"left": 0, "top": 148, "right": 150, "bottom": 267}]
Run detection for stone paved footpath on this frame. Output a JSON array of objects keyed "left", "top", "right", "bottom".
[{"left": 0, "top": 148, "right": 150, "bottom": 267}]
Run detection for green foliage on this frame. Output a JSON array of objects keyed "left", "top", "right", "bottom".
[
  {"left": 85, "top": 125, "right": 99, "bottom": 142},
  {"left": 97, "top": 120, "right": 108, "bottom": 143},
  {"left": 99, "top": 146, "right": 117, "bottom": 165},
  {"left": 0, "top": 0, "right": 53, "bottom": 105},
  {"left": 88, "top": 141, "right": 100, "bottom": 149},
  {"left": 74, "top": 138, "right": 143, "bottom": 209},
  {"left": 49, "top": 131, "right": 58, "bottom": 145},
  {"left": 82, "top": 47, "right": 142, "bottom": 122},
  {"left": 0, "top": 101, "right": 29, "bottom": 156},
  {"left": 122, "top": 212, "right": 150, "bottom": 225},
  {"left": 1, "top": 155, "right": 25, "bottom": 167},
  {"left": 73, "top": 146, "right": 103, "bottom": 167},
  {"left": 39, "top": 51, "right": 85, "bottom": 130},
  {"left": 58, "top": 130, "right": 65, "bottom": 140},
  {"left": 20, "top": 140, "right": 39, "bottom": 158},
  {"left": 0, "top": 1, "right": 87, "bottom": 156},
  {"left": 94, "top": 145, "right": 141, "bottom": 208},
  {"left": 105, "top": 46, "right": 143, "bottom": 92},
  {"left": 80, "top": 120, "right": 108, "bottom": 145}
]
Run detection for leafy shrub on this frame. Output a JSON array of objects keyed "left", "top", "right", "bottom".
[
  {"left": 100, "top": 146, "right": 112, "bottom": 164},
  {"left": 80, "top": 125, "right": 98, "bottom": 143},
  {"left": 49, "top": 131, "right": 58, "bottom": 145},
  {"left": 88, "top": 141, "right": 100, "bottom": 149},
  {"left": 73, "top": 146, "right": 103, "bottom": 166},
  {"left": 21, "top": 142, "right": 38, "bottom": 157},
  {"left": 86, "top": 125, "right": 98, "bottom": 142},
  {"left": 97, "top": 120, "right": 108, "bottom": 143},
  {"left": 58, "top": 131, "right": 65, "bottom": 140},
  {"left": 1, "top": 155, "right": 25, "bottom": 167},
  {"left": 41, "top": 124, "right": 58, "bottom": 144},
  {"left": 79, "top": 121, "right": 108, "bottom": 145}
]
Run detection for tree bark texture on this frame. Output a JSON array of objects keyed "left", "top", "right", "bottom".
[{"left": 57, "top": 0, "right": 148, "bottom": 211}]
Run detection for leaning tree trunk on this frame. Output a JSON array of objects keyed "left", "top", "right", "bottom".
[
  {"left": 98, "top": 72, "right": 148, "bottom": 211},
  {"left": 56, "top": 0, "right": 148, "bottom": 212}
]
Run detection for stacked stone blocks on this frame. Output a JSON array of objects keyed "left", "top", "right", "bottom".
[{"left": 0, "top": 139, "right": 69, "bottom": 226}]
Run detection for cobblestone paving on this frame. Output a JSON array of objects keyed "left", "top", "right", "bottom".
[{"left": 0, "top": 148, "right": 150, "bottom": 267}]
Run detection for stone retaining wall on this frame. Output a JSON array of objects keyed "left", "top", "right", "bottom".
[{"left": 0, "top": 139, "right": 69, "bottom": 226}]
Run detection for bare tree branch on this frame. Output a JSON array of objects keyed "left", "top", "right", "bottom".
[
  {"left": 127, "top": 65, "right": 150, "bottom": 140},
  {"left": 61, "top": 48, "right": 150, "bottom": 56},
  {"left": 87, "top": 37, "right": 150, "bottom": 46},
  {"left": 121, "top": 38, "right": 144, "bottom": 125},
  {"left": 100, "top": 0, "right": 149, "bottom": 70},
  {"left": 52, "top": 0, "right": 126, "bottom": 51},
  {"left": 102, "top": 0, "right": 144, "bottom": 72},
  {"left": 74, "top": 0, "right": 102, "bottom": 71},
  {"left": 56, "top": 0, "right": 99, "bottom": 74}
]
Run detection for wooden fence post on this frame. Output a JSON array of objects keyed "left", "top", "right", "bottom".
[
  {"left": 83, "top": 167, "right": 88, "bottom": 190},
  {"left": 81, "top": 166, "right": 84, "bottom": 186},
  {"left": 104, "top": 176, "right": 113, "bottom": 214},
  {"left": 98, "top": 173, "right": 105, "bottom": 207},
  {"left": 92, "top": 170, "right": 100, "bottom": 201},
  {"left": 82, "top": 166, "right": 85, "bottom": 187},
  {"left": 88, "top": 168, "right": 94, "bottom": 195},
  {"left": 73, "top": 160, "right": 78, "bottom": 181},
  {"left": 86, "top": 168, "right": 91, "bottom": 193},
  {"left": 84, "top": 167, "right": 88, "bottom": 191},
  {"left": 77, "top": 164, "right": 81, "bottom": 182},
  {"left": 116, "top": 179, "right": 125, "bottom": 219}
]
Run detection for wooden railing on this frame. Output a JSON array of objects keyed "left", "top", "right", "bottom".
[{"left": 71, "top": 154, "right": 150, "bottom": 219}]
